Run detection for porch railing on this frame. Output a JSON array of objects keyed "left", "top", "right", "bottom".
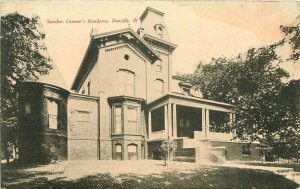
[{"left": 194, "top": 131, "right": 232, "bottom": 141}]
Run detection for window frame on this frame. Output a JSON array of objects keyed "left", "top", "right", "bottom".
[
  {"left": 113, "top": 104, "right": 123, "bottom": 134},
  {"left": 155, "top": 25, "right": 164, "bottom": 39},
  {"left": 115, "top": 143, "right": 123, "bottom": 160},
  {"left": 118, "top": 69, "right": 136, "bottom": 96},
  {"left": 155, "top": 79, "right": 164, "bottom": 96},
  {"left": 126, "top": 105, "right": 138, "bottom": 134},
  {"left": 127, "top": 144, "right": 138, "bottom": 160},
  {"left": 46, "top": 98, "right": 59, "bottom": 130}
]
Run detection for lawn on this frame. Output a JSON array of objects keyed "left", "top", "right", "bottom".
[
  {"left": 2, "top": 160, "right": 299, "bottom": 189},
  {"left": 235, "top": 161, "right": 300, "bottom": 172}
]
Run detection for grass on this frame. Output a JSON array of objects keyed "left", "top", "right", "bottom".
[
  {"left": 236, "top": 161, "right": 300, "bottom": 172},
  {"left": 1, "top": 161, "right": 299, "bottom": 189}
]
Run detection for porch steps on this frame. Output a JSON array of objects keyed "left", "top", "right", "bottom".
[
  {"left": 196, "top": 139, "right": 227, "bottom": 164},
  {"left": 177, "top": 138, "right": 228, "bottom": 164}
]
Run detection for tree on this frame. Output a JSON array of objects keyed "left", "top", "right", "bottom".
[
  {"left": 280, "top": 16, "right": 300, "bottom": 61},
  {"left": 161, "top": 137, "right": 177, "bottom": 167},
  {"left": 270, "top": 79, "right": 300, "bottom": 161},
  {"left": 187, "top": 16, "right": 300, "bottom": 160},
  {"left": 1, "top": 12, "right": 52, "bottom": 163}
]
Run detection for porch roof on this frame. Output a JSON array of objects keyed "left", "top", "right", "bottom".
[{"left": 147, "top": 92, "right": 234, "bottom": 111}]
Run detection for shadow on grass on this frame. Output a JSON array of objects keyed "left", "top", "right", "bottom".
[
  {"left": 2, "top": 165, "right": 299, "bottom": 189},
  {"left": 239, "top": 162, "right": 300, "bottom": 172}
]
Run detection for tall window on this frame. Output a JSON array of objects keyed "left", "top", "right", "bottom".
[
  {"left": 127, "top": 106, "right": 137, "bottom": 134},
  {"left": 114, "top": 106, "right": 122, "bottom": 134},
  {"left": 119, "top": 69, "right": 135, "bottom": 96},
  {"left": 47, "top": 99, "right": 58, "bottom": 129},
  {"left": 155, "top": 79, "right": 164, "bottom": 96}
]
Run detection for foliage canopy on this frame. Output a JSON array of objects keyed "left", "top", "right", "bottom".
[{"left": 1, "top": 12, "right": 52, "bottom": 162}]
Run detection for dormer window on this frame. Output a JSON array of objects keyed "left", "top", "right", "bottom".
[
  {"left": 137, "top": 28, "right": 144, "bottom": 36},
  {"left": 182, "top": 87, "right": 191, "bottom": 96},
  {"left": 154, "top": 24, "right": 164, "bottom": 39},
  {"left": 179, "top": 82, "right": 192, "bottom": 96}
]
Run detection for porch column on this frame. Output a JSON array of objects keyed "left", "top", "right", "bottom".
[
  {"left": 164, "top": 105, "right": 168, "bottom": 137},
  {"left": 172, "top": 104, "right": 177, "bottom": 138},
  {"left": 205, "top": 109, "right": 210, "bottom": 138},
  {"left": 148, "top": 111, "right": 152, "bottom": 140},
  {"left": 229, "top": 113, "right": 233, "bottom": 138},
  {"left": 167, "top": 103, "right": 172, "bottom": 138},
  {"left": 232, "top": 113, "right": 236, "bottom": 138},
  {"left": 201, "top": 109, "right": 205, "bottom": 133},
  {"left": 145, "top": 140, "right": 148, "bottom": 159}
]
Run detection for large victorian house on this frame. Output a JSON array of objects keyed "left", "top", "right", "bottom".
[{"left": 18, "top": 7, "right": 259, "bottom": 163}]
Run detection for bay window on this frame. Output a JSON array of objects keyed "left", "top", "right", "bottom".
[{"left": 112, "top": 103, "right": 140, "bottom": 135}]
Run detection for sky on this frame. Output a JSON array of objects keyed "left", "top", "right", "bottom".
[{"left": 2, "top": 1, "right": 300, "bottom": 88}]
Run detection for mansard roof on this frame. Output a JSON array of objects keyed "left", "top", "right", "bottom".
[
  {"left": 71, "top": 28, "right": 161, "bottom": 91},
  {"left": 140, "top": 7, "right": 165, "bottom": 22}
]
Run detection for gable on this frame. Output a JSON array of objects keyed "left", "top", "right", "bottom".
[
  {"left": 71, "top": 28, "right": 160, "bottom": 91},
  {"left": 104, "top": 44, "right": 147, "bottom": 63}
]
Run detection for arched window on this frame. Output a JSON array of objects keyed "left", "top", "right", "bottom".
[
  {"left": 155, "top": 79, "right": 164, "bottom": 96},
  {"left": 115, "top": 144, "right": 122, "bottom": 160},
  {"left": 128, "top": 144, "right": 138, "bottom": 160},
  {"left": 119, "top": 69, "right": 135, "bottom": 96},
  {"left": 155, "top": 24, "right": 164, "bottom": 39},
  {"left": 157, "top": 26, "right": 163, "bottom": 38}
]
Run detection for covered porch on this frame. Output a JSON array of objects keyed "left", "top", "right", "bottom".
[{"left": 147, "top": 93, "right": 235, "bottom": 142}]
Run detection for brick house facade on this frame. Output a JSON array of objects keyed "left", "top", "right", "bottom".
[{"left": 18, "top": 7, "right": 260, "bottom": 163}]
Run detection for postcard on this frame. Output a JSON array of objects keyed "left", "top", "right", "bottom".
[{"left": 1, "top": 1, "right": 299, "bottom": 188}]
